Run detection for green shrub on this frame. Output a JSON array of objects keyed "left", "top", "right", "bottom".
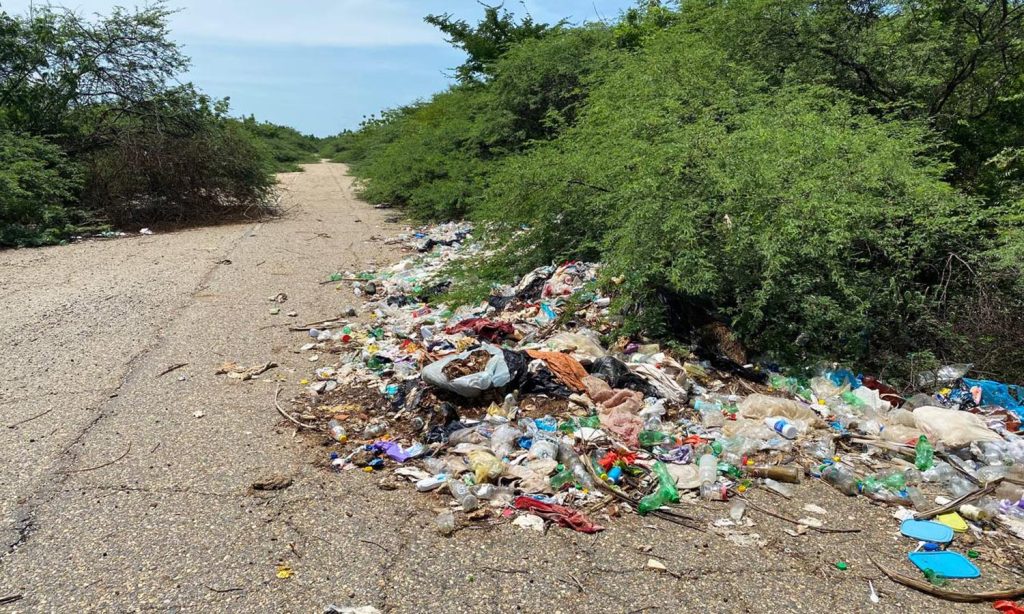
[
  {"left": 0, "top": 131, "right": 83, "bottom": 247},
  {"left": 237, "top": 118, "right": 320, "bottom": 172}
]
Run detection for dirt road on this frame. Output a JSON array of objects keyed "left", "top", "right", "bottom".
[{"left": 0, "top": 163, "right": 995, "bottom": 612}]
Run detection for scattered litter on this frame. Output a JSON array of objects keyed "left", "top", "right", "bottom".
[
  {"left": 254, "top": 221, "right": 1024, "bottom": 588},
  {"left": 512, "top": 514, "right": 545, "bottom": 532},
  {"left": 275, "top": 565, "right": 293, "bottom": 579}
]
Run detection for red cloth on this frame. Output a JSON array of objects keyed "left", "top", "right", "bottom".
[
  {"left": 995, "top": 602, "right": 1024, "bottom": 614},
  {"left": 514, "top": 496, "right": 604, "bottom": 533},
  {"left": 444, "top": 318, "right": 514, "bottom": 342}
]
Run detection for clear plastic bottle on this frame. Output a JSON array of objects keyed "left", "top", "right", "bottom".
[
  {"left": 557, "top": 443, "right": 595, "bottom": 490},
  {"left": 447, "top": 478, "right": 479, "bottom": 511},
  {"left": 698, "top": 454, "right": 717, "bottom": 485},
  {"left": 821, "top": 464, "right": 858, "bottom": 496},
  {"left": 327, "top": 419, "right": 348, "bottom": 443}
]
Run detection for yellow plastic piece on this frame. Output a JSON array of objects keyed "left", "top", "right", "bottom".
[{"left": 936, "top": 512, "right": 969, "bottom": 533}]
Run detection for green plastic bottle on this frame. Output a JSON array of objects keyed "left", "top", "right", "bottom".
[
  {"left": 638, "top": 431, "right": 673, "bottom": 448},
  {"left": 881, "top": 472, "right": 906, "bottom": 492},
  {"left": 915, "top": 435, "right": 934, "bottom": 471},
  {"left": 638, "top": 461, "right": 680, "bottom": 514},
  {"left": 549, "top": 464, "right": 575, "bottom": 490},
  {"left": 717, "top": 461, "right": 743, "bottom": 480}
]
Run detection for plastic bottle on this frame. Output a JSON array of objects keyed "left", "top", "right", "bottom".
[
  {"left": 915, "top": 435, "right": 934, "bottom": 471},
  {"left": 906, "top": 487, "right": 932, "bottom": 511},
  {"left": 435, "top": 510, "right": 456, "bottom": 536},
  {"left": 327, "top": 419, "right": 348, "bottom": 443},
  {"left": 447, "top": 479, "right": 479, "bottom": 511},
  {"left": 557, "top": 443, "right": 596, "bottom": 490},
  {"left": 763, "top": 417, "right": 798, "bottom": 439},
  {"left": 638, "top": 461, "right": 681, "bottom": 514},
  {"left": 959, "top": 503, "right": 994, "bottom": 522},
  {"left": 362, "top": 422, "right": 387, "bottom": 438},
  {"left": 549, "top": 465, "right": 575, "bottom": 490},
  {"left": 528, "top": 439, "right": 559, "bottom": 461},
  {"left": 698, "top": 454, "right": 717, "bottom": 486},
  {"left": 821, "top": 464, "right": 858, "bottom": 496},
  {"left": 638, "top": 431, "right": 673, "bottom": 448},
  {"left": 743, "top": 465, "right": 802, "bottom": 483},
  {"left": 694, "top": 398, "right": 725, "bottom": 427}
]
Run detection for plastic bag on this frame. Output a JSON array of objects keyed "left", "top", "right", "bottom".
[
  {"left": 545, "top": 329, "right": 606, "bottom": 359},
  {"left": 490, "top": 424, "right": 523, "bottom": 459},
  {"left": 421, "top": 344, "right": 511, "bottom": 398},
  {"left": 738, "top": 394, "right": 818, "bottom": 422},
  {"left": 468, "top": 449, "right": 504, "bottom": 483},
  {"left": 913, "top": 406, "right": 1001, "bottom": 447}
]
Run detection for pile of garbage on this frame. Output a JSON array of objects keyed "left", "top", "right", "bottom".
[{"left": 285, "top": 222, "right": 1024, "bottom": 589}]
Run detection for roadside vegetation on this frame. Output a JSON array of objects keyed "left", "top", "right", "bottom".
[
  {"left": 324, "top": 1, "right": 1024, "bottom": 382},
  {"left": 0, "top": 3, "right": 288, "bottom": 247}
]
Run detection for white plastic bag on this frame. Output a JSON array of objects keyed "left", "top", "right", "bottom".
[
  {"left": 421, "top": 344, "right": 511, "bottom": 398},
  {"left": 913, "top": 406, "right": 1001, "bottom": 447}
]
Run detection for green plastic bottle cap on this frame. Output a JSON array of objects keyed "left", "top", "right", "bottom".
[
  {"left": 835, "top": 562, "right": 848, "bottom": 570},
  {"left": 967, "top": 550, "right": 980, "bottom": 559}
]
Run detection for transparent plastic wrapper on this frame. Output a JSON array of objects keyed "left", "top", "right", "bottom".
[
  {"left": 489, "top": 424, "right": 523, "bottom": 459},
  {"left": 421, "top": 344, "right": 511, "bottom": 398},
  {"left": 738, "top": 394, "right": 817, "bottom": 422},
  {"left": 468, "top": 449, "right": 505, "bottom": 483},
  {"left": 545, "top": 329, "right": 607, "bottom": 359},
  {"left": 913, "top": 406, "right": 1002, "bottom": 447}
]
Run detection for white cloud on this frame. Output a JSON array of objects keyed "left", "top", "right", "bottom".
[{"left": 1, "top": 0, "right": 459, "bottom": 47}]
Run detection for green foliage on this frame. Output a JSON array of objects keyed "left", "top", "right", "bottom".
[
  {"left": 326, "top": 2, "right": 1024, "bottom": 379},
  {"left": 425, "top": 6, "right": 555, "bottom": 83},
  {"left": 0, "top": 131, "right": 84, "bottom": 246},
  {"left": 0, "top": 3, "right": 276, "bottom": 246},
  {"left": 237, "top": 117, "right": 321, "bottom": 172}
]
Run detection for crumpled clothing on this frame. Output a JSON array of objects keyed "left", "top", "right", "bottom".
[
  {"left": 445, "top": 317, "right": 515, "bottom": 342},
  {"left": 514, "top": 496, "right": 604, "bottom": 533},
  {"left": 584, "top": 375, "right": 644, "bottom": 446},
  {"left": 526, "top": 350, "right": 589, "bottom": 392}
]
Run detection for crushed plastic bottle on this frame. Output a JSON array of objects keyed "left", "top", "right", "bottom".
[
  {"left": 638, "top": 461, "right": 680, "bottom": 514},
  {"left": 821, "top": 464, "right": 858, "bottom": 496},
  {"left": 447, "top": 478, "right": 479, "bottom": 511}
]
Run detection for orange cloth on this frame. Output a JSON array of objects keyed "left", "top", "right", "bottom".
[{"left": 526, "top": 350, "right": 589, "bottom": 393}]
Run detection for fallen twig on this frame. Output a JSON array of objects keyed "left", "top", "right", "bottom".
[
  {"left": 157, "top": 363, "right": 188, "bottom": 377},
  {"left": 869, "top": 555, "right": 1024, "bottom": 602},
  {"left": 359, "top": 539, "right": 389, "bottom": 553},
  {"left": 6, "top": 407, "right": 53, "bottom": 429},
  {"left": 274, "top": 385, "right": 318, "bottom": 430},
  {"left": 481, "top": 566, "right": 529, "bottom": 574},
  {"left": 203, "top": 585, "right": 244, "bottom": 594},
  {"left": 741, "top": 496, "right": 860, "bottom": 534},
  {"left": 0, "top": 594, "right": 23, "bottom": 606},
  {"left": 914, "top": 479, "right": 1001, "bottom": 520},
  {"left": 64, "top": 442, "right": 132, "bottom": 474}
]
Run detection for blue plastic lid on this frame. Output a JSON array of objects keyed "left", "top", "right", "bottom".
[
  {"left": 900, "top": 519, "right": 954, "bottom": 544},
  {"left": 908, "top": 551, "right": 980, "bottom": 579}
]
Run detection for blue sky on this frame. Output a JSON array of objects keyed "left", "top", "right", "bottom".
[{"left": 2, "top": 1, "right": 636, "bottom": 135}]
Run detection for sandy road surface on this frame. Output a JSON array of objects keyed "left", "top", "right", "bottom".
[{"left": 0, "top": 163, "right": 1002, "bottom": 612}]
